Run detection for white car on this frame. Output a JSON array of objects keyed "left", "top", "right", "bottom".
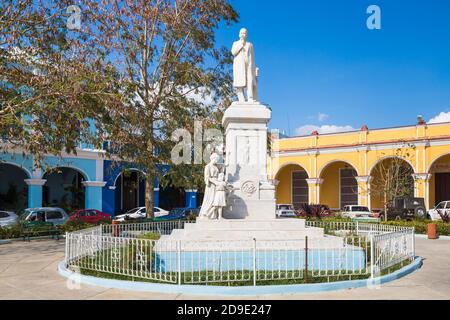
[
  {"left": 427, "top": 201, "right": 450, "bottom": 221},
  {"left": 276, "top": 204, "right": 297, "bottom": 218},
  {"left": 0, "top": 211, "right": 18, "bottom": 227},
  {"left": 114, "top": 206, "right": 169, "bottom": 222},
  {"left": 342, "top": 205, "right": 373, "bottom": 219},
  {"left": 154, "top": 207, "right": 169, "bottom": 217}
]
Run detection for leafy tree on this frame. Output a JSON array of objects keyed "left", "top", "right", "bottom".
[
  {"left": 56, "top": 0, "right": 238, "bottom": 217},
  {"left": 2, "top": 0, "right": 238, "bottom": 217},
  {"left": 0, "top": 0, "right": 118, "bottom": 164}
]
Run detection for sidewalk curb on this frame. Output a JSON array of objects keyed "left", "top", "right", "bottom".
[
  {"left": 58, "top": 257, "right": 423, "bottom": 296},
  {"left": 415, "top": 234, "right": 450, "bottom": 241}
]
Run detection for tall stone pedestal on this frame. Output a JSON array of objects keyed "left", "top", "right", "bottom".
[{"left": 222, "top": 101, "right": 276, "bottom": 220}]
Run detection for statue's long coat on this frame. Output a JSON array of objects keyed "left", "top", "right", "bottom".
[{"left": 231, "top": 41, "right": 256, "bottom": 88}]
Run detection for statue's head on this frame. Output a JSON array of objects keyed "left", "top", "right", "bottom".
[
  {"left": 239, "top": 28, "right": 247, "bottom": 41},
  {"left": 210, "top": 152, "right": 220, "bottom": 164}
]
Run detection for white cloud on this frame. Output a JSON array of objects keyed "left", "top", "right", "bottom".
[
  {"left": 429, "top": 111, "right": 450, "bottom": 124},
  {"left": 318, "top": 113, "right": 329, "bottom": 122},
  {"left": 294, "top": 124, "right": 356, "bottom": 136}
]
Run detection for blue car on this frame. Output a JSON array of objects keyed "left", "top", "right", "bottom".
[{"left": 157, "top": 207, "right": 199, "bottom": 221}]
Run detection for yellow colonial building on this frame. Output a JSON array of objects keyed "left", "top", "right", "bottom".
[{"left": 269, "top": 121, "right": 450, "bottom": 211}]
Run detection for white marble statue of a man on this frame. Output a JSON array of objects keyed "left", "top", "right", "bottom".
[{"left": 231, "top": 28, "right": 258, "bottom": 103}]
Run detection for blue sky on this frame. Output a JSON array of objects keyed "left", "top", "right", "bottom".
[{"left": 215, "top": 0, "right": 450, "bottom": 136}]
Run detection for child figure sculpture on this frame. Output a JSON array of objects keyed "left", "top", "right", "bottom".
[{"left": 213, "top": 172, "right": 227, "bottom": 219}]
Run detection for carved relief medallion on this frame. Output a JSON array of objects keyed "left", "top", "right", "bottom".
[{"left": 241, "top": 180, "right": 257, "bottom": 196}]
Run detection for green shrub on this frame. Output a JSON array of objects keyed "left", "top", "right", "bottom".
[
  {"left": 58, "top": 220, "right": 93, "bottom": 233},
  {"left": 381, "top": 219, "right": 450, "bottom": 236},
  {"left": 0, "top": 223, "right": 23, "bottom": 239},
  {"left": 138, "top": 232, "right": 161, "bottom": 240}
]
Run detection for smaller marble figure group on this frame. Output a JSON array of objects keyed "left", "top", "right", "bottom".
[{"left": 198, "top": 153, "right": 229, "bottom": 220}]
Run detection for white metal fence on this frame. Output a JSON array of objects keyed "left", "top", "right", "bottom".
[
  {"left": 101, "top": 220, "right": 193, "bottom": 238},
  {"left": 65, "top": 220, "right": 415, "bottom": 286}
]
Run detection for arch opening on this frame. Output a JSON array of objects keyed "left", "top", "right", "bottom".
[
  {"left": 0, "top": 163, "right": 29, "bottom": 212},
  {"left": 159, "top": 183, "right": 186, "bottom": 211},
  {"left": 275, "top": 164, "right": 309, "bottom": 209},
  {"left": 42, "top": 167, "right": 86, "bottom": 212},
  {"left": 428, "top": 153, "right": 450, "bottom": 208},
  {"left": 369, "top": 157, "right": 414, "bottom": 211},
  {"left": 319, "top": 161, "right": 358, "bottom": 210},
  {"left": 114, "top": 170, "right": 146, "bottom": 215}
]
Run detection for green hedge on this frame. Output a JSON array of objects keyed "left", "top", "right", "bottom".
[
  {"left": 0, "top": 224, "right": 23, "bottom": 239},
  {"left": 305, "top": 216, "right": 450, "bottom": 236},
  {"left": 58, "top": 219, "right": 111, "bottom": 233},
  {"left": 381, "top": 220, "right": 450, "bottom": 236},
  {"left": 0, "top": 219, "right": 112, "bottom": 239}
]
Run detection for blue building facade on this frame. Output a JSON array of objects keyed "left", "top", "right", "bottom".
[{"left": 0, "top": 146, "right": 198, "bottom": 216}]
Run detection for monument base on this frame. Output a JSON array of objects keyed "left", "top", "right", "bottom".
[{"left": 157, "top": 218, "right": 348, "bottom": 251}]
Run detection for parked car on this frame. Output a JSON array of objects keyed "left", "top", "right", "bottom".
[
  {"left": 427, "top": 201, "right": 450, "bottom": 221},
  {"left": 114, "top": 206, "right": 169, "bottom": 222},
  {"left": 382, "top": 197, "right": 426, "bottom": 221},
  {"left": 341, "top": 205, "right": 373, "bottom": 219},
  {"left": 22, "top": 207, "right": 69, "bottom": 226},
  {"left": 157, "top": 207, "right": 199, "bottom": 221},
  {"left": 114, "top": 207, "right": 146, "bottom": 222},
  {"left": 0, "top": 211, "right": 19, "bottom": 227},
  {"left": 276, "top": 204, "right": 297, "bottom": 218},
  {"left": 154, "top": 207, "right": 170, "bottom": 217},
  {"left": 69, "top": 209, "right": 111, "bottom": 223}
]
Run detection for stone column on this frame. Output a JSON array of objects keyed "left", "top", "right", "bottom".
[
  {"left": 306, "top": 178, "right": 323, "bottom": 205},
  {"left": 153, "top": 188, "right": 160, "bottom": 208},
  {"left": 185, "top": 189, "right": 197, "bottom": 208},
  {"left": 355, "top": 175, "right": 373, "bottom": 208},
  {"left": 412, "top": 173, "right": 432, "bottom": 209},
  {"left": 83, "top": 181, "right": 106, "bottom": 210},
  {"left": 24, "top": 179, "right": 46, "bottom": 208}
]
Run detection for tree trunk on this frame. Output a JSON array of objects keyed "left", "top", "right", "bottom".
[{"left": 145, "top": 171, "right": 154, "bottom": 219}]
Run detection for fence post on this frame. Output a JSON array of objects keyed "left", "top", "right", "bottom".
[
  {"left": 253, "top": 238, "right": 257, "bottom": 286},
  {"left": 411, "top": 228, "right": 415, "bottom": 261},
  {"left": 177, "top": 240, "right": 182, "bottom": 285},
  {"left": 356, "top": 221, "right": 359, "bottom": 236},
  {"left": 305, "top": 236, "right": 308, "bottom": 283},
  {"left": 65, "top": 232, "right": 69, "bottom": 267},
  {"left": 370, "top": 233, "right": 374, "bottom": 278}
]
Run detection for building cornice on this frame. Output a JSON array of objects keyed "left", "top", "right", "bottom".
[
  {"left": 273, "top": 136, "right": 450, "bottom": 158},
  {"left": 1, "top": 143, "right": 106, "bottom": 160}
]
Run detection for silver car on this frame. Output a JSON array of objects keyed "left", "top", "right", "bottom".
[
  {"left": 0, "top": 211, "right": 19, "bottom": 227},
  {"left": 23, "top": 207, "right": 69, "bottom": 225}
]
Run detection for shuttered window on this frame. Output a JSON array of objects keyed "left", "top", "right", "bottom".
[
  {"left": 340, "top": 168, "right": 358, "bottom": 208},
  {"left": 292, "top": 171, "right": 308, "bottom": 209}
]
